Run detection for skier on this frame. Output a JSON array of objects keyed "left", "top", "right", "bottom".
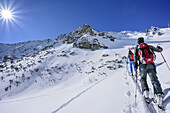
[
  {"left": 126, "top": 49, "right": 136, "bottom": 76},
  {"left": 134, "top": 37, "right": 164, "bottom": 107}
]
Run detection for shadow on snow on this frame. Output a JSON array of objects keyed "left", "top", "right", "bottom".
[{"left": 163, "top": 88, "right": 170, "bottom": 108}]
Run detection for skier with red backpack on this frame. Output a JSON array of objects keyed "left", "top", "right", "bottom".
[
  {"left": 134, "top": 37, "right": 164, "bottom": 108},
  {"left": 126, "top": 49, "right": 136, "bottom": 76}
]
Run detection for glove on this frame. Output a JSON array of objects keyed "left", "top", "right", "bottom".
[
  {"left": 126, "top": 62, "right": 129, "bottom": 64},
  {"left": 134, "top": 62, "right": 138, "bottom": 69},
  {"left": 157, "top": 45, "right": 163, "bottom": 51}
]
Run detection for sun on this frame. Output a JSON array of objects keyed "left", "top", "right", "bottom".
[
  {"left": 0, "top": 0, "right": 19, "bottom": 23},
  {"left": 1, "top": 9, "right": 12, "bottom": 19}
]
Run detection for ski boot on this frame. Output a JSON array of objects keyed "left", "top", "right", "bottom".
[
  {"left": 156, "top": 93, "right": 163, "bottom": 109},
  {"left": 143, "top": 90, "right": 150, "bottom": 103}
]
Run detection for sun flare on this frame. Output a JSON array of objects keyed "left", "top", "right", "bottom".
[
  {"left": 0, "top": 0, "right": 19, "bottom": 23},
  {"left": 1, "top": 9, "right": 12, "bottom": 19}
]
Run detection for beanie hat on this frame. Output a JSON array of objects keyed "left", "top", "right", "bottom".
[{"left": 137, "top": 37, "right": 144, "bottom": 44}]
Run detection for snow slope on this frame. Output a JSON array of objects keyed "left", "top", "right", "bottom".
[{"left": 0, "top": 26, "right": 170, "bottom": 113}]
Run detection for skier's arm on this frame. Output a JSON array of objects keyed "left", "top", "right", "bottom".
[
  {"left": 149, "top": 45, "right": 163, "bottom": 52},
  {"left": 126, "top": 54, "right": 129, "bottom": 63}
]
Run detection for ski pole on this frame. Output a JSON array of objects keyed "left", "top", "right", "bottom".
[
  {"left": 160, "top": 52, "right": 170, "bottom": 71},
  {"left": 135, "top": 70, "right": 138, "bottom": 107}
]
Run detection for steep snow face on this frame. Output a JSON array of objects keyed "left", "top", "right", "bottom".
[
  {"left": 0, "top": 43, "right": 125, "bottom": 98},
  {"left": 0, "top": 26, "right": 170, "bottom": 113}
]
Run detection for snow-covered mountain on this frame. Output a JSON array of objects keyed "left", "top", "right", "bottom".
[
  {"left": 0, "top": 24, "right": 127, "bottom": 98},
  {"left": 0, "top": 24, "right": 170, "bottom": 113},
  {"left": 0, "top": 24, "right": 144, "bottom": 59}
]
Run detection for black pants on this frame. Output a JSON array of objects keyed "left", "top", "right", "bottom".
[{"left": 139, "top": 63, "right": 163, "bottom": 94}]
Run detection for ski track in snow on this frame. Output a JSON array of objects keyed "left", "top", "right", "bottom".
[{"left": 51, "top": 78, "right": 106, "bottom": 113}]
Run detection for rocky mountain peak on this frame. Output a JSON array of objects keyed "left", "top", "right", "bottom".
[
  {"left": 82, "top": 24, "right": 91, "bottom": 30},
  {"left": 81, "top": 24, "right": 96, "bottom": 36}
]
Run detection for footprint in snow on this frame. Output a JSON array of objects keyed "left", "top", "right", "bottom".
[
  {"left": 125, "top": 82, "right": 129, "bottom": 86},
  {"left": 123, "top": 72, "right": 127, "bottom": 80},
  {"left": 124, "top": 76, "right": 127, "bottom": 80},
  {"left": 126, "top": 91, "right": 131, "bottom": 97},
  {"left": 165, "top": 81, "right": 170, "bottom": 85}
]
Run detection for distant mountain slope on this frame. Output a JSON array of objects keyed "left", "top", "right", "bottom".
[{"left": 0, "top": 24, "right": 134, "bottom": 59}]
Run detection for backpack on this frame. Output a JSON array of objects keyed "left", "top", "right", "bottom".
[
  {"left": 138, "top": 43, "right": 156, "bottom": 64},
  {"left": 128, "top": 53, "right": 134, "bottom": 61}
]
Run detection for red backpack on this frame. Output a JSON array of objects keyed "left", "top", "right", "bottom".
[
  {"left": 129, "top": 53, "right": 134, "bottom": 61},
  {"left": 138, "top": 43, "right": 156, "bottom": 64}
]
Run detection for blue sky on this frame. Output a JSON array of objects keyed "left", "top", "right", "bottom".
[{"left": 0, "top": 0, "right": 170, "bottom": 43}]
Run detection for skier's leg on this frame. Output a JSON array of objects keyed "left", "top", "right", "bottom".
[
  {"left": 139, "top": 64, "right": 149, "bottom": 92},
  {"left": 147, "top": 64, "right": 164, "bottom": 107},
  {"left": 129, "top": 61, "right": 133, "bottom": 73},
  {"left": 132, "top": 61, "right": 137, "bottom": 72},
  {"left": 147, "top": 64, "right": 163, "bottom": 94}
]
